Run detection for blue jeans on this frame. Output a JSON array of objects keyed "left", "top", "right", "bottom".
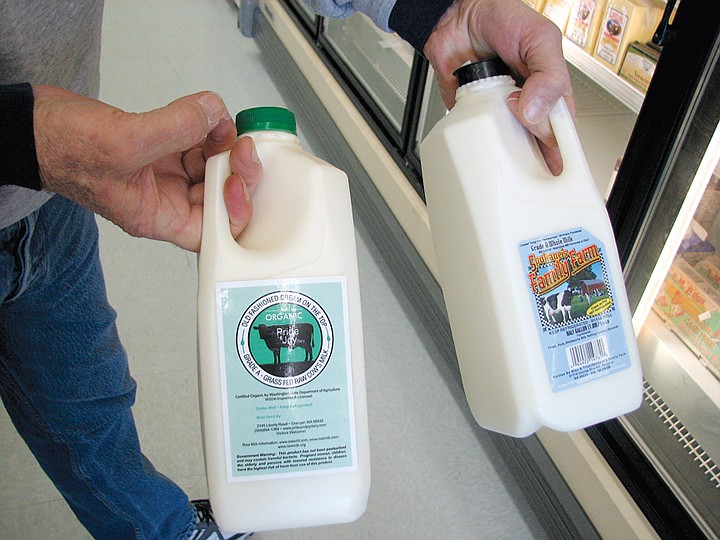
[{"left": 0, "top": 195, "right": 195, "bottom": 539}]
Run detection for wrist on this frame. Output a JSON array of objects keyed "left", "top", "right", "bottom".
[{"left": 389, "top": 0, "right": 455, "bottom": 53}]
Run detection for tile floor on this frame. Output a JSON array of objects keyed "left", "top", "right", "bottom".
[{"left": 0, "top": 1, "right": 548, "bottom": 538}]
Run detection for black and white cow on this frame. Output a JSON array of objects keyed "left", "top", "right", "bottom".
[
  {"left": 542, "top": 289, "right": 573, "bottom": 323},
  {"left": 253, "top": 323, "right": 315, "bottom": 364}
]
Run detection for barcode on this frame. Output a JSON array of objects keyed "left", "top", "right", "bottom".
[{"left": 567, "top": 336, "right": 609, "bottom": 369}]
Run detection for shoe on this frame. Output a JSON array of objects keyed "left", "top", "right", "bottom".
[{"left": 188, "top": 499, "right": 253, "bottom": 540}]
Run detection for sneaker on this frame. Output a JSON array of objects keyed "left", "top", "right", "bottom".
[{"left": 188, "top": 499, "right": 253, "bottom": 540}]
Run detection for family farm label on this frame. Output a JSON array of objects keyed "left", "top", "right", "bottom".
[{"left": 519, "top": 228, "right": 632, "bottom": 392}]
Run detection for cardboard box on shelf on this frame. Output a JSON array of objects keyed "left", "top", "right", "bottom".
[
  {"left": 566, "top": 0, "right": 607, "bottom": 53},
  {"left": 654, "top": 259, "right": 720, "bottom": 380},
  {"left": 543, "top": 0, "right": 574, "bottom": 32},
  {"left": 619, "top": 41, "right": 660, "bottom": 92},
  {"left": 594, "top": 0, "right": 663, "bottom": 73}
]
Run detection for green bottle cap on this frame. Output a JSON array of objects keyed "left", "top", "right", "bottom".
[{"left": 235, "top": 107, "right": 297, "bottom": 135}]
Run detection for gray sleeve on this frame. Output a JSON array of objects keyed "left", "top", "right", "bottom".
[{"left": 303, "top": 0, "right": 396, "bottom": 31}]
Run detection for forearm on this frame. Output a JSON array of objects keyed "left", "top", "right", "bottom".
[
  {"left": 389, "top": 0, "right": 454, "bottom": 52},
  {"left": 305, "top": 0, "right": 452, "bottom": 52},
  {"left": 0, "top": 84, "right": 42, "bottom": 191}
]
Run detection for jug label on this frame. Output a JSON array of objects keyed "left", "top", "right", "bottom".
[
  {"left": 519, "top": 228, "right": 632, "bottom": 392},
  {"left": 215, "top": 276, "right": 357, "bottom": 481}
]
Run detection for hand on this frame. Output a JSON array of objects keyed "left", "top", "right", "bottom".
[
  {"left": 32, "top": 86, "right": 262, "bottom": 251},
  {"left": 423, "top": 0, "right": 574, "bottom": 174}
]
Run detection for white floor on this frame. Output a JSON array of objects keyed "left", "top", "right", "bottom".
[{"left": 0, "top": 1, "right": 548, "bottom": 538}]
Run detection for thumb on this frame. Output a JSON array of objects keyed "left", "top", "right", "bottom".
[{"left": 128, "top": 92, "right": 230, "bottom": 165}]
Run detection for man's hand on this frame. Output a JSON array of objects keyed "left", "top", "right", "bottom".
[
  {"left": 33, "top": 86, "right": 262, "bottom": 251},
  {"left": 423, "top": 0, "right": 574, "bottom": 174}
]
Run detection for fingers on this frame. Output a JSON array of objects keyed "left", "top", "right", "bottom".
[
  {"left": 423, "top": 0, "right": 573, "bottom": 175},
  {"left": 184, "top": 136, "right": 262, "bottom": 249},
  {"left": 183, "top": 106, "right": 236, "bottom": 183},
  {"left": 203, "top": 114, "right": 237, "bottom": 159},
  {"left": 509, "top": 19, "right": 575, "bottom": 129},
  {"left": 130, "top": 91, "right": 232, "bottom": 166},
  {"left": 507, "top": 91, "right": 564, "bottom": 175},
  {"left": 223, "top": 136, "right": 263, "bottom": 240},
  {"left": 502, "top": 18, "right": 572, "bottom": 176},
  {"left": 31, "top": 84, "right": 261, "bottom": 252},
  {"left": 182, "top": 147, "right": 207, "bottom": 184},
  {"left": 538, "top": 143, "right": 564, "bottom": 177},
  {"left": 229, "top": 136, "right": 262, "bottom": 195},
  {"left": 224, "top": 174, "right": 253, "bottom": 239},
  {"left": 507, "top": 91, "right": 555, "bottom": 142}
]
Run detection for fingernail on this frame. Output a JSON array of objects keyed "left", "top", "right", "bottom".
[
  {"left": 198, "top": 93, "right": 226, "bottom": 125},
  {"left": 524, "top": 97, "right": 551, "bottom": 126}
]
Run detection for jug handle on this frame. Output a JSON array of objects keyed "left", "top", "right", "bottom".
[
  {"left": 201, "top": 150, "right": 239, "bottom": 251},
  {"left": 547, "top": 98, "right": 592, "bottom": 181}
]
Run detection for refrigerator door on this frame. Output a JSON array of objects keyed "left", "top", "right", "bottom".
[
  {"left": 598, "top": 0, "right": 720, "bottom": 535},
  {"left": 323, "top": 13, "right": 414, "bottom": 132}
]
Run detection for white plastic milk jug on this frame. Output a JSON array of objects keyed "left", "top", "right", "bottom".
[
  {"left": 197, "top": 107, "right": 370, "bottom": 532},
  {"left": 420, "top": 60, "right": 643, "bottom": 438}
]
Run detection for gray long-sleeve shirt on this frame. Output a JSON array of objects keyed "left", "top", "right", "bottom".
[{"left": 0, "top": 0, "right": 104, "bottom": 228}]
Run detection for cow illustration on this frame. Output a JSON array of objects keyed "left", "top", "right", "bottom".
[
  {"left": 253, "top": 323, "right": 315, "bottom": 364},
  {"left": 542, "top": 289, "right": 573, "bottom": 323}
]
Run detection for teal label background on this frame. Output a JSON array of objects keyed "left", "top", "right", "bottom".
[
  {"left": 216, "top": 277, "right": 356, "bottom": 480},
  {"left": 519, "top": 228, "right": 632, "bottom": 392}
]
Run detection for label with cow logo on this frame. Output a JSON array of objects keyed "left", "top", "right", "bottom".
[
  {"left": 519, "top": 228, "right": 632, "bottom": 392},
  {"left": 215, "top": 276, "right": 356, "bottom": 480}
]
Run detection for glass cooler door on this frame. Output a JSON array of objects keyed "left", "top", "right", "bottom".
[
  {"left": 323, "top": 13, "right": 414, "bottom": 133},
  {"left": 600, "top": 1, "right": 720, "bottom": 533},
  {"left": 622, "top": 126, "right": 720, "bottom": 537},
  {"left": 630, "top": 134, "right": 720, "bottom": 537}
]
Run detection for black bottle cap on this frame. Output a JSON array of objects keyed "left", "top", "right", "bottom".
[{"left": 453, "top": 59, "right": 511, "bottom": 87}]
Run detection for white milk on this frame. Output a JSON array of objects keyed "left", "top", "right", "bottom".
[
  {"left": 420, "top": 61, "right": 642, "bottom": 438},
  {"left": 197, "top": 107, "right": 370, "bottom": 532}
]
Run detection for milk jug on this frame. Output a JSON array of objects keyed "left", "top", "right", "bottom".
[
  {"left": 420, "top": 60, "right": 642, "bottom": 438},
  {"left": 197, "top": 107, "right": 370, "bottom": 532}
]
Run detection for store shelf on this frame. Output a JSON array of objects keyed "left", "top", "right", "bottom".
[
  {"left": 563, "top": 37, "right": 645, "bottom": 114},
  {"left": 637, "top": 311, "right": 720, "bottom": 471}
]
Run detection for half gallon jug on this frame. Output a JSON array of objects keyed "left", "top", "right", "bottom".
[
  {"left": 197, "top": 107, "right": 370, "bottom": 532},
  {"left": 420, "top": 60, "right": 642, "bottom": 438}
]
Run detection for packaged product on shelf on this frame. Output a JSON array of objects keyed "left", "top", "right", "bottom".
[
  {"left": 542, "top": 0, "right": 574, "bottom": 32},
  {"left": 522, "top": 0, "right": 548, "bottom": 12},
  {"left": 653, "top": 259, "right": 720, "bottom": 379},
  {"left": 565, "top": 0, "right": 607, "bottom": 53},
  {"left": 694, "top": 256, "right": 720, "bottom": 293},
  {"left": 619, "top": 41, "right": 661, "bottom": 92},
  {"left": 594, "top": 0, "right": 664, "bottom": 73},
  {"left": 679, "top": 173, "right": 720, "bottom": 265},
  {"left": 677, "top": 220, "right": 715, "bottom": 267},
  {"left": 692, "top": 172, "right": 720, "bottom": 232}
]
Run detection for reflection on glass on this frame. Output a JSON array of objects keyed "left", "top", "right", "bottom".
[{"left": 324, "top": 13, "right": 413, "bottom": 131}]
